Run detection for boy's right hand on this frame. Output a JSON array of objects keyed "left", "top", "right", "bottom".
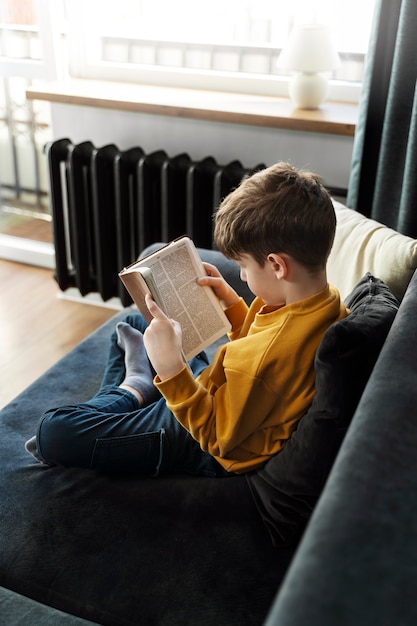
[
  {"left": 143, "top": 294, "right": 184, "bottom": 381},
  {"left": 198, "top": 262, "right": 241, "bottom": 309}
]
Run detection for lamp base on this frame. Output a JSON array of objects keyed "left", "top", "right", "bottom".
[{"left": 288, "top": 73, "right": 328, "bottom": 109}]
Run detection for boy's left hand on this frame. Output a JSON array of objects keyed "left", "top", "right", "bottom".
[
  {"left": 198, "top": 262, "right": 240, "bottom": 308},
  {"left": 143, "top": 294, "right": 185, "bottom": 381}
]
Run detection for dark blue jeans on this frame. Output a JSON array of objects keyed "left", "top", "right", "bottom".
[{"left": 36, "top": 313, "right": 229, "bottom": 477}]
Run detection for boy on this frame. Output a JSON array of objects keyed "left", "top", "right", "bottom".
[{"left": 25, "top": 162, "right": 348, "bottom": 476}]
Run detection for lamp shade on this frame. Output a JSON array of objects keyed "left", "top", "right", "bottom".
[{"left": 278, "top": 24, "right": 340, "bottom": 73}]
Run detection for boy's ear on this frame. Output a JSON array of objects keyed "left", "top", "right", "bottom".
[{"left": 267, "top": 253, "right": 288, "bottom": 278}]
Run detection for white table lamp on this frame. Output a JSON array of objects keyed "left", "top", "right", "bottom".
[{"left": 278, "top": 24, "right": 340, "bottom": 109}]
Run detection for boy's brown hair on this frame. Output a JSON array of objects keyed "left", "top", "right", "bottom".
[{"left": 214, "top": 162, "right": 336, "bottom": 271}]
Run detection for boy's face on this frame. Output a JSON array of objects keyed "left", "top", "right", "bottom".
[{"left": 236, "top": 253, "right": 285, "bottom": 306}]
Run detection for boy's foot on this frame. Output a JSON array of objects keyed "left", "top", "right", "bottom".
[
  {"left": 116, "top": 322, "right": 159, "bottom": 405},
  {"left": 24, "top": 436, "right": 48, "bottom": 464}
]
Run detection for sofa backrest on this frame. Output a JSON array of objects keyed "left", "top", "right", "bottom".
[{"left": 328, "top": 201, "right": 417, "bottom": 302}]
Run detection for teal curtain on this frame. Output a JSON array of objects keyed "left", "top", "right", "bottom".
[{"left": 347, "top": 0, "right": 417, "bottom": 237}]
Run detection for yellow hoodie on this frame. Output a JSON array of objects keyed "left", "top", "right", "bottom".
[{"left": 156, "top": 284, "right": 348, "bottom": 473}]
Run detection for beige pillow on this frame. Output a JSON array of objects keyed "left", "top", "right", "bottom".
[{"left": 328, "top": 201, "right": 417, "bottom": 302}]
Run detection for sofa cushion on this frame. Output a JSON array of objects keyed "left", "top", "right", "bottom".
[
  {"left": 0, "top": 586, "right": 99, "bottom": 625},
  {"left": 0, "top": 309, "right": 293, "bottom": 625},
  {"left": 327, "top": 201, "right": 417, "bottom": 301},
  {"left": 246, "top": 273, "right": 399, "bottom": 547}
]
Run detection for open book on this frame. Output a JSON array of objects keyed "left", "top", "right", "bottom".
[{"left": 118, "top": 237, "right": 232, "bottom": 360}]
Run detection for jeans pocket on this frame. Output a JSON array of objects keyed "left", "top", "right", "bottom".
[{"left": 91, "top": 429, "right": 166, "bottom": 475}]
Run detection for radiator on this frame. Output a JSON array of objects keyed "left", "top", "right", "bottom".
[{"left": 47, "top": 138, "right": 265, "bottom": 306}]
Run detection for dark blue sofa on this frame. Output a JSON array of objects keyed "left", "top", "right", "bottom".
[{"left": 1, "top": 204, "right": 417, "bottom": 625}]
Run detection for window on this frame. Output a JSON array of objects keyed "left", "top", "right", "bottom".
[
  {"left": 0, "top": 0, "right": 57, "bottom": 211},
  {"left": 0, "top": 0, "right": 60, "bottom": 79},
  {"left": 65, "top": 0, "right": 376, "bottom": 103},
  {"left": 0, "top": 0, "right": 58, "bottom": 267}
]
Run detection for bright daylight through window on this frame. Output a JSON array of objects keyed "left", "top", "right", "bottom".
[
  {"left": 0, "top": 0, "right": 376, "bottom": 266},
  {"left": 65, "top": 0, "right": 376, "bottom": 102}
]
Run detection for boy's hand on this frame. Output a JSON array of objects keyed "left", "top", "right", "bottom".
[
  {"left": 143, "top": 294, "right": 185, "bottom": 381},
  {"left": 198, "top": 262, "right": 241, "bottom": 308}
]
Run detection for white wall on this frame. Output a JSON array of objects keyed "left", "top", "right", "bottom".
[{"left": 50, "top": 104, "right": 353, "bottom": 190}]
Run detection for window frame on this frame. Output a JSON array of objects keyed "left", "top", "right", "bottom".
[
  {"left": 64, "top": 1, "right": 370, "bottom": 104},
  {"left": 67, "top": 40, "right": 363, "bottom": 104},
  {"left": 0, "top": 0, "right": 61, "bottom": 80}
]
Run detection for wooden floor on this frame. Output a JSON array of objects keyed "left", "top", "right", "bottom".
[{"left": 0, "top": 259, "right": 118, "bottom": 408}]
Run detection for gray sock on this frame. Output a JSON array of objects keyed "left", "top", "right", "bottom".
[
  {"left": 24, "top": 435, "right": 48, "bottom": 464},
  {"left": 116, "top": 322, "right": 158, "bottom": 405}
]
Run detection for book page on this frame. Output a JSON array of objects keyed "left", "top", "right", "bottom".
[{"left": 119, "top": 238, "right": 231, "bottom": 360}]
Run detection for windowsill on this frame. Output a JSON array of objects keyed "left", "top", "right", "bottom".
[{"left": 26, "top": 78, "right": 358, "bottom": 137}]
